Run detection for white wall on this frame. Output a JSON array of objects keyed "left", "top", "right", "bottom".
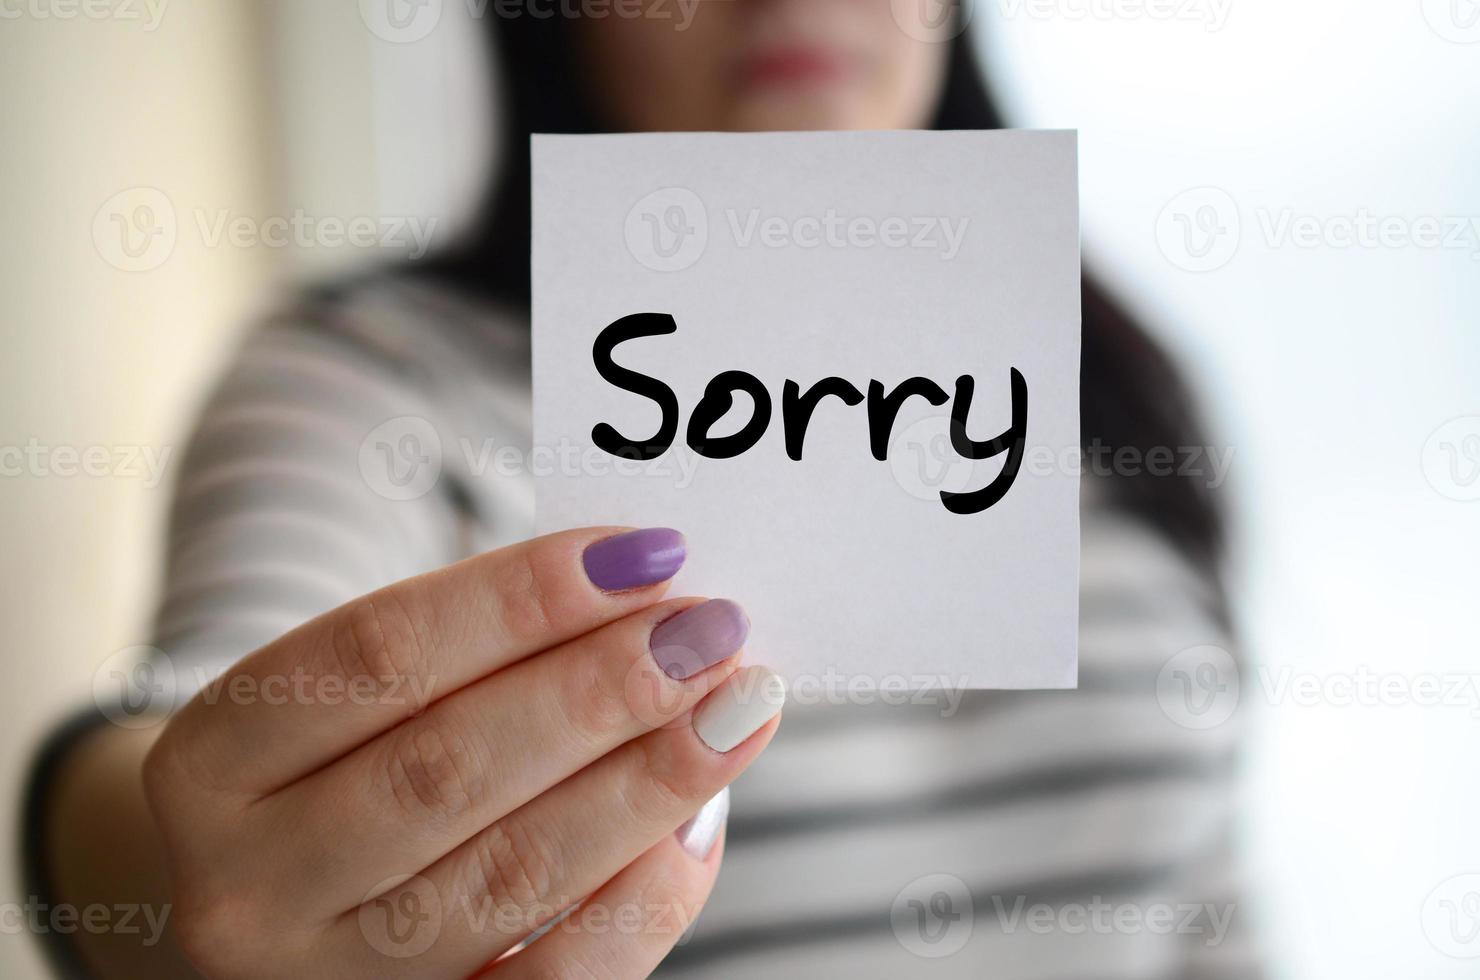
[
  {"left": 0, "top": 4, "right": 489, "bottom": 975},
  {"left": 259, "top": 0, "right": 493, "bottom": 279},
  {"left": 977, "top": 2, "right": 1480, "bottom": 977},
  {"left": 0, "top": 4, "right": 275, "bottom": 977}
]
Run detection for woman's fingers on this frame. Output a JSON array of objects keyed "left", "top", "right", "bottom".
[
  {"left": 151, "top": 527, "right": 686, "bottom": 800},
  {"left": 488, "top": 825, "right": 726, "bottom": 979},
  {"left": 260, "top": 597, "right": 750, "bottom": 912},
  {"left": 331, "top": 666, "right": 786, "bottom": 978}
]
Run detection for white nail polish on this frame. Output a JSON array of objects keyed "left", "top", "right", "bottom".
[
  {"left": 676, "top": 787, "right": 730, "bottom": 860},
  {"left": 693, "top": 666, "right": 786, "bottom": 753}
]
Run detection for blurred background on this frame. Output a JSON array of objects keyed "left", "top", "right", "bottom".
[{"left": 2, "top": 1, "right": 1477, "bottom": 977}]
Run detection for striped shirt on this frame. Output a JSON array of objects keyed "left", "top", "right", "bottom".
[{"left": 153, "top": 276, "right": 1258, "bottom": 979}]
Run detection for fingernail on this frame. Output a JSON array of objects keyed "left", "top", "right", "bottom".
[
  {"left": 650, "top": 599, "right": 749, "bottom": 680},
  {"left": 693, "top": 666, "right": 787, "bottom": 753},
  {"left": 583, "top": 528, "right": 686, "bottom": 592},
  {"left": 676, "top": 787, "right": 729, "bottom": 861}
]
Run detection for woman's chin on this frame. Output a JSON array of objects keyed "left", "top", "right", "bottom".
[{"left": 726, "top": 90, "right": 883, "bottom": 132}]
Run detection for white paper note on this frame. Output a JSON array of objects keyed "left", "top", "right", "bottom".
[{"left": 533, "top": 130, "right": 1080, "bottom": 690}]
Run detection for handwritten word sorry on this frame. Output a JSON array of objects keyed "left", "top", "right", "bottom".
[{"left": 590, "top": 313, "right": 1028, "bottom": 515}]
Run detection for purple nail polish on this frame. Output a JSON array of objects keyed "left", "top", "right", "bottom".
[
  {"left": 677, "top": 788, "right": 729, "bottom": 860},
  {"left": 650, "top": 599, "right": 749, "bottom": 680},
  {"left": 583, "top": 528, "right": 686, "bottom": 592}
]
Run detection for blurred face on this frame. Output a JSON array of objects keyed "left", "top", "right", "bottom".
[{"left": 574, "top": 0, "right": 953, "bottom": 132}]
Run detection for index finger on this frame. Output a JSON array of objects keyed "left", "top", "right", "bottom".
[{"left": 152, "top": 526, "right": 686, "bottom": 799}]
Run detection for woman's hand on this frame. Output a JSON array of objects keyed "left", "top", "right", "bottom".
[{"left": 141, "top": 527, "right": 784, "bottom": 979}]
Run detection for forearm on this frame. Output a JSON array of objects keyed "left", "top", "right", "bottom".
[{"left": 36, "top": 722, "right": 198, "bottom": 979}]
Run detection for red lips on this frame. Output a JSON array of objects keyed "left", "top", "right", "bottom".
[{"left": 737, "top": 45, "right": 852, "bottom": 88}]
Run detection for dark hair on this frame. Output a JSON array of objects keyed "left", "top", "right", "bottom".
[{"left": 417, "top": 19, "right": 1225, "bottom": 569}]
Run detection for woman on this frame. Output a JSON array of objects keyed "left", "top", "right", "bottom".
[{"left": 29, "top": 3, "right": 1255, "bottom": 977}]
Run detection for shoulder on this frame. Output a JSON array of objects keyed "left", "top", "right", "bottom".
[{"left": 234, "top": 270, "right": 530, "bottom": 391}]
